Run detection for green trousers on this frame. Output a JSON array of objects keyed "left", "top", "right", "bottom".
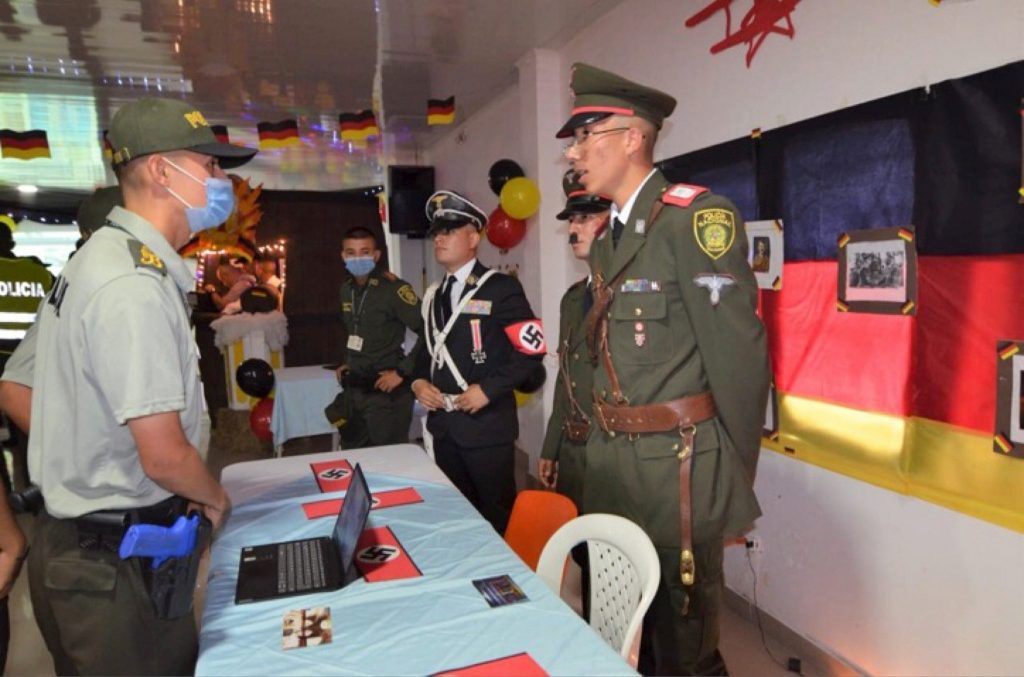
[
  {"left": 27, "top": 512, "right": 197, "bottom": 676},
  {"left": 339, "top": 386, "right": 415, "bottom": 450}
]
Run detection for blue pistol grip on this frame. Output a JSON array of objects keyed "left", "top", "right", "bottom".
[{"left": 119, "top": 514, "right": 200, "bottom": 569}]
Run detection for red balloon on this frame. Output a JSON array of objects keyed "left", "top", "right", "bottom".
[
  {"left": 486, "top": 207, "right": 526, "bottom": 250},
  {"left": 249, "top": 397, "right": 274, "bottom": 442}
]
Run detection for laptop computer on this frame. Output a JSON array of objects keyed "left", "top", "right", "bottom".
[{"left": 234, "top": 462, "right": 372, "bottom": 604}]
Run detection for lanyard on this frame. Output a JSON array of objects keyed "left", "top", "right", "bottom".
[{"left": 350, "top": 283, "right": 371, "bottom": 334}]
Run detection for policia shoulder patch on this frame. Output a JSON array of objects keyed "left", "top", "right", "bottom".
[
  {"left": 693, "top": 208, "right": 735, "bottom": 260},
  {"left": 397, "top": 284, "right": 418, "bottom": 306},
  {"left": 127, "top": 240, "right": 167, "bottom": 276}
]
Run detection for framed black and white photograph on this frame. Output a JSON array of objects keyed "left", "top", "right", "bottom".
[
  {"left": 836, "top": 227, "right": 917, "bottom": 315},
  {"left": 994, "top": 341, "right": 1024, "bottom": 459},
  {"left": 746, "top": 219, "right": 784, "bottom": 290}
]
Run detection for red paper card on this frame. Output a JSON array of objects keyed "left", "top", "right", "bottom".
[
  {"left": 434, "top": 653, "right": 548, "bottom": 677},
  {"left": 302, "top": 487, "right": 424, "bottom": 520},
  {"left": 310, "top": 459, "right": 354, "bottom": 493},
  {"left": 355, "top": 526, "right": 421, "bottom": 582}
]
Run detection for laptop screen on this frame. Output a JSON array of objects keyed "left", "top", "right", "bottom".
[{"left": 331, "top": 463, "right": 372, "bottom": 576}]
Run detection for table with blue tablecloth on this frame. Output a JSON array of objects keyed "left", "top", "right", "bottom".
[
  {"left": 197, "top": 445, "right": 635, "bottom": 676},
  {"left": 270, "top": 365, "right": 341, "bottom": 453}
]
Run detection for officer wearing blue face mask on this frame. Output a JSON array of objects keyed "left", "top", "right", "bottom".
[
  {"left": 324, "top": 226, "right": 424, "bottom": 449},
  {"left": 21, "top": 97, "right": 255, "bottom": 675}
]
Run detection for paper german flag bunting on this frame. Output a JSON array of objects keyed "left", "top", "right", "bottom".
[
  {"left": 0, "top": 129, "right": 51, "bottom": 160},
  {"left": 256, "top": 119, "right": 300, "bottom": 150},
  {"left": 339, "top": 110, "right": 379, "bottom": 141},
  {"left": 211, "top": 125, "right": 230, "bottom": 144},
  {"left": 427, "top": 96, "right": 455, "bottom": 126}
]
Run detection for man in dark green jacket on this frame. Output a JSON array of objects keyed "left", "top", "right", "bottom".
[
  {"left": 538, "top": 170, "right": 610, "bottom": 510},
  {"left": 332, "top": 227, "right": 423, "bottom": 448},
  {"left": 559, "top": 63, "right": 771, "bottom": 675}
]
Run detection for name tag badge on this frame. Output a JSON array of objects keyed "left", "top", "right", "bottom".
[
  {"left": 464, "top": 299, "right": 492, "bottom": 315},
  {"left": 347, "top": 335, "right": 364, "bottom": 352}
]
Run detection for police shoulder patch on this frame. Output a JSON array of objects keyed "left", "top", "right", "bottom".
[
  {"left": 397, "top": 284, "right": 418, "bottom": 306},
  {"left": 661, "top": 183, "right": 708, "bottom": 208},
  {"left": 127, "top": 240, "right": 166, "bottom": 276},
  {"left": 693, "top": 208, "right": 736, "bottom": 260}
]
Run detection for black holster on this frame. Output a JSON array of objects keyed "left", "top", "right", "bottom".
[{"left": 142, "top": 515, "right": 211, "bottom": 620}]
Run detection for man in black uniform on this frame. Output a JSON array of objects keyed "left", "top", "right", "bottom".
[
  {"left": 330, "top": 226, "right": 423, "bottom": 448},
  {"left": 411, "top": 191, "right": 546, "bottom": 534}
]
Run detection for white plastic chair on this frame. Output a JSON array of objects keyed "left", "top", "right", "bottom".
[{"left": 536, "top": 513, "right": 661, "bottom": 667}]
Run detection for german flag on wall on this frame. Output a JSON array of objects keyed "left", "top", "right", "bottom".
[
  {"left": 211, "top": 125, "right": 230, "bottom": 144},
  {"left": 338, "top": 110, "right": 379, "bottom": 141},
  {"left": 427, "top": 96, "right": 455, "bottom": 126},
  {"left": 256, "top": 119, "right": 300, "bottom": 150},
  {"left": 0, "top": 129, "right": 51, "bottom": 160}
]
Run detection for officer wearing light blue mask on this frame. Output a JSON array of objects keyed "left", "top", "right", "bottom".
[
  {"left": 327, "top": 226, "right": 424, "bottom": 450},
  {"left": 21, "top": 97, "right": 256, "bottom": 675}
]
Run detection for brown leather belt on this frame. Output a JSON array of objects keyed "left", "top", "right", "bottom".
[
  {"left": 592, "top": 392, "right": 716, "bottom": 435},
  {"left": 593, "top": 390, "right": 717, "bottom": 616}
]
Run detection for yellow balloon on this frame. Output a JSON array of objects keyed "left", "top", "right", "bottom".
[
  {"left": 499, "top": 177, "right": 540, "bottom": 220},
  {"left": 514, "top": 390, "right": 532, "bottom": 407}
]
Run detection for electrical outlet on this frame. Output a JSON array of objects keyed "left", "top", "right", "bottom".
[{"left": 745, "top": 538, "right": 766, "bottom": 555}]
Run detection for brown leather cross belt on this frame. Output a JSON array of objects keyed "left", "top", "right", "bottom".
[{"left": 592, "top": 391, "right": 716, "bottom": 434}]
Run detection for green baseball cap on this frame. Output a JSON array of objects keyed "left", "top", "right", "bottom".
[
  {"left": 107, "top": 98, "right": 257, "bottom": 169},
  {"left": 556, "top": 63, "right": 677, "bottom": 139},
  {"left": 76, "top": 186, "right": 124, "bottom": 237},
  {"left": 556, "top": 169, "right": 612, "bottom": 220}
]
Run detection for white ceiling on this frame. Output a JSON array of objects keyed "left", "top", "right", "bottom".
[{"left": 0, "top": 0, "right": 621, "bottom": 214}]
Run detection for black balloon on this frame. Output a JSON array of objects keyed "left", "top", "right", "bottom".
[
  {"left": 236, "top": 358, "right": 275, "bottom": 398},
  {"left": 487, "top": 159, "right": 525, "bottom": 196},
  {"left": 518, "top": 362, "right": 547, "bottom": 394}
]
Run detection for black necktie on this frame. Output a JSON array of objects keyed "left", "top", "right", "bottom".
[
  {"left": 612, "top": 218, "right": 625, "bottom": 248},
  {"left": 439, "top": 275, "right": 455, "bottom": 325},
  {"left": 583, "top": 284, "right": 593, "bottom": 316}
]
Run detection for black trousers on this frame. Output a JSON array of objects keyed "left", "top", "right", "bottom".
[{"left": 433, "top": 436, "right": 516, "bottom": 534}]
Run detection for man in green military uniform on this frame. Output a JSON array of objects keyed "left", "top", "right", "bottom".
[
  {"left": 538, "top": 170, "right": 611, "bottom": 510},
  {"left": 24, "top": 97, "right": 254, "bottom": 675},
  {"left": 328, "top": 226, "right": 423, "bottom": 448},
  {"left": 559, "top": 63, "right": 771, "bottom": 675}
]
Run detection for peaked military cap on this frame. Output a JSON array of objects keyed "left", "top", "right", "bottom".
[
  {"left": 108, "top": 98, "right": 257, "bottom": 169},
  {"left": 556, "top": 62, "right": 677, "bottom": 139},
  {"left": 76, "top": 186, "right": 124, "bottom": 238},
  {"left": 425, "top": 190, "right": 487, "bottom": 235},
  {"left": 556, "top": 169, "right": 613, "bottom": 220}
]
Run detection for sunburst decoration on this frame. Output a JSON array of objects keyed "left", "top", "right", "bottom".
[{"left": 179, "top": 175, "right": 264, "bottom": 258}]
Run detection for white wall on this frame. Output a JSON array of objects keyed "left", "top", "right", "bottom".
[{"left": 421, "top": 1, "right": 1024, "bottom": 673}]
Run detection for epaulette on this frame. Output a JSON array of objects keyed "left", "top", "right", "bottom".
[
  {"left": 382, "top": 270, "right": 398, "bottom": 282},
  {"left": 661, "top": 183, "right": 708, "bottom": 208},
  {"left": 127, "top": 240, "right": 167, "bottom": 276}
]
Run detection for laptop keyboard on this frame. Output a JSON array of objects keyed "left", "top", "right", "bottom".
[{"left": 277, "top": 539, "right": 327, "bottom": 594}]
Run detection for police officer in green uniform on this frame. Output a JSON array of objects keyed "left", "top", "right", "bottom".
[
  {"left": 328, "top": 226, "right": 423, "bottom": 448},
  {"left": 0, "top": 218, "right": 53, "bottom": 495},
  {"left": 538, "top": 170, "right": 611, "bottom": 509},
  {"left": 25, "top": 97, "right": 255, "bottom": 675},
  {"left": 559, "top": 64, "right": 771, "bottom": 675}
]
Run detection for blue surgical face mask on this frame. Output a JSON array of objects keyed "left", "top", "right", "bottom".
[
  {"left": 344, "top": 256, "right": 376, "bottom": 277},
  {"left": 163, "top": 157, "right": 236, "bottom": 233}
]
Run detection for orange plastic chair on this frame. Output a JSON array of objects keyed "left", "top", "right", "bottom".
[{"left": 504, "top": 490, "right": 578, "bottom": 570}]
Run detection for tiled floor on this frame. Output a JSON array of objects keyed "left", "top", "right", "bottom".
[{"left": 4, "top": 433, "right": 824, "bottom": 676}]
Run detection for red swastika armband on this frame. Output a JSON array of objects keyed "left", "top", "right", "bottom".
[{"left": 505, "top": 320, "right": 546, "bottom": 355}]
